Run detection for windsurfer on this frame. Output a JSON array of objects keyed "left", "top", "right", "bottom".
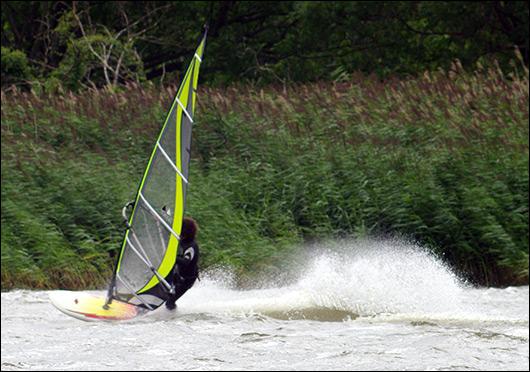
[{"left": 165, "top": 217, "right": 200, "bottom": 310}]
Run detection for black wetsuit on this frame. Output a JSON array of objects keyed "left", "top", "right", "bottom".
[{"left": 165, "top": 239, "right": 199, "bottom": 310}]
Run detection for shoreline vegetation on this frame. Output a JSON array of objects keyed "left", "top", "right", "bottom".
[{"left": 1, "top": 62, "right": 528, "bottom": 290}]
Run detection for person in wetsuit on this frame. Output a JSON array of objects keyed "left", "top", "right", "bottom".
[{"left": 165, "top": 217, "right": 200, "bottom": 310}]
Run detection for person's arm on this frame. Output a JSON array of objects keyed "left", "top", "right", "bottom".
[{"left": 176, "top": 244, "right": 197, "bottom": 266}]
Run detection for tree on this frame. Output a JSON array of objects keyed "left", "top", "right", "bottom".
[{"left": 1, "top": 1, "right": 528, "bottom": 90}]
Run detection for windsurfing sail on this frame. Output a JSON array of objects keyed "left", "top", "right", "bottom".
[{"left": 104, "top": 29, "right": 207, "bottom": 310}]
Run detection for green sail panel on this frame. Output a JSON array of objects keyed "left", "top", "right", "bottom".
[{"left": 110, "top": 33, "right": 206, "bottom": 309}]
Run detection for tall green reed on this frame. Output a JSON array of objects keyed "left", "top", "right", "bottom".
[{"left": 1, "top": 63, "right": 528, "bottom": 288}]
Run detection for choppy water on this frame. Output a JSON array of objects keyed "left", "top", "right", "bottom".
[{"left": 2, "top": 240, "right": 529, "bottom": 370}]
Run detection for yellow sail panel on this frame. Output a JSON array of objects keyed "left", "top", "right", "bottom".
[{"left": 192, "top": 38, "right": 205, "bottom": 112}]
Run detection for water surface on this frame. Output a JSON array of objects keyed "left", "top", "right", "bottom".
[{"left": 2, "top": 241, "right": 528, "bottom": 370}]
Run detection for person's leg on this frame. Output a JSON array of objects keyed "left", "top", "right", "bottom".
[
  {"left": 165, "top": 299, "right": 177, "bottom": 310},
  {"left": 165, "top": 282, "right": 192, "bottom": 310}
]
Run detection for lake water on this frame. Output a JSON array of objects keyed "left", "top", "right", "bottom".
[{"left": 2, "top": 240, "right": 528, "bottom": 370}]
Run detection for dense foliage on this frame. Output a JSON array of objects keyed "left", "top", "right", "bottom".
[
  {"left": 2, "top": 1, "right": 529, "bottom": 90},
  {"left": 1, "top": 62, "right": 528, "bottom": 289}
]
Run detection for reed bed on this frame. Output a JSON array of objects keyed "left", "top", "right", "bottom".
[{"left": 2, "top": 63, "right": 528, "bottom": 289}]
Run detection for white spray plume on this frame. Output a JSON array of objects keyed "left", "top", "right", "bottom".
[{"left": 175, "top": 237, "right": 468, "bottom": 320}]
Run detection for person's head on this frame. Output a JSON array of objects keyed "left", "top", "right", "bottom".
[{"left": 181, "top": 217, "right": 198, "bottom": 242}]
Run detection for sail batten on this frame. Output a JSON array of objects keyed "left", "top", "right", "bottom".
[
  {"left": 177, "top": 98, "right": 194, "bottom": 123},
  {"left": 138, "top": 192, "right": 181, "bottom": 240},
  {"left": 107, "top": 30, "right": 207, "bottom": 310},
  {"left": 156, "top": 142, "right": 189, "bottom": 183},
  {"left": 125, "top": 235, "right": 152, "bottom": 268}
]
